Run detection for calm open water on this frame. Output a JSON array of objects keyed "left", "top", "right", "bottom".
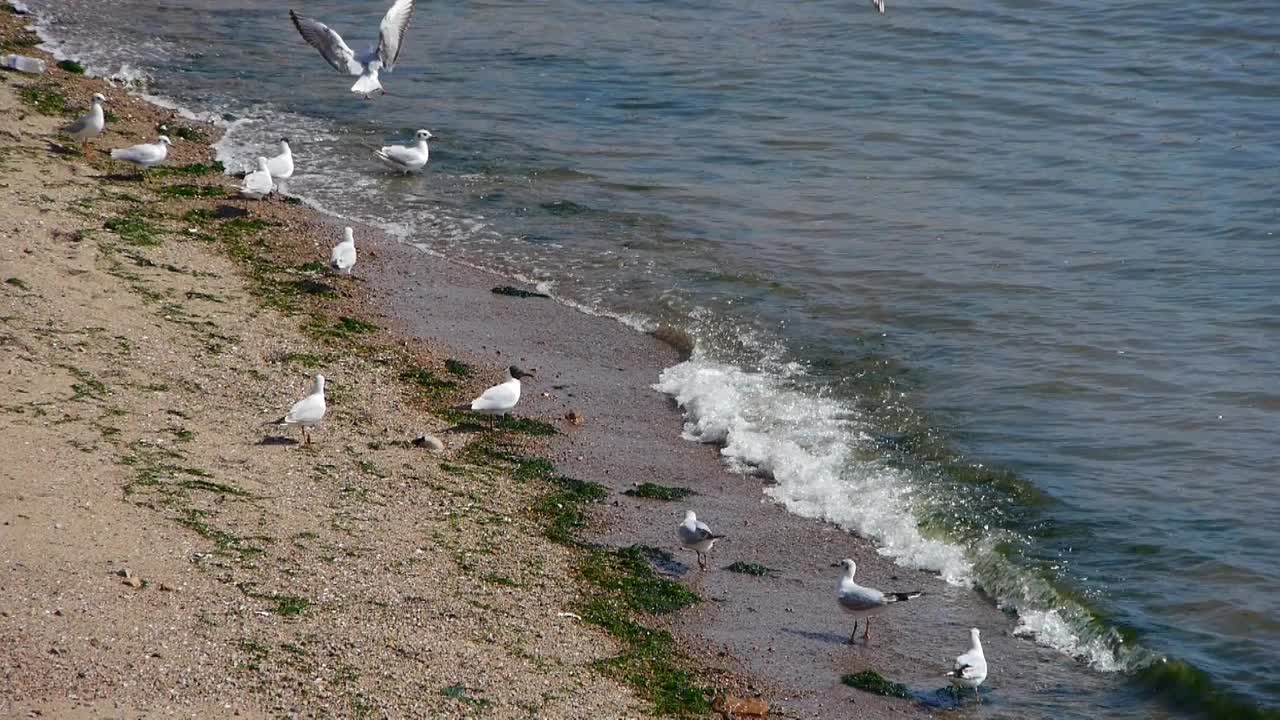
[{"left": 23, "top": 0, "right": 1280, "bottom": 716}]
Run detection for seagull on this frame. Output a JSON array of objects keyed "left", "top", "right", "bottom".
[
  {"left": 871, "top": 0, "right": 885, "bottom": 12},
  {"left": 289, "top": 0, "right": 415, "bottom": 97},
  {"left": 677, "top": 510, "right": 725, "bottom": 570},
  {"left": 63, "top": 92, "right": 106, "bottom": 151},
  {"left": 266, "top": 374, "right": 326, "bottom": 445},
  {"left": 372, "top": 129, "right": 433, "bottom": 173},
  {"left": 835, "top": 559, "right": 922, "bottom": 644},
  {"left": 110, "top": 136, "right": 170, "bottom": 174},
  {"left": 266, "top": 138, "right": 294, "bottom": 188},
  {"left": 241, "top": 157, "right": 274, "bottom": 199},
  {"left": 467, "top": 365, "right": 534, "bottom": 429},
  {"left": 330, "top": 226, "right": 356, "bottom": 274},
  {"left": 945, "top": 628, "right": 988, "bottom": 700}
]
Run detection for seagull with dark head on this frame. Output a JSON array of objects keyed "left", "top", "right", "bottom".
[{"left": 834, "top": 558, "right": 922, "bottom": 644}]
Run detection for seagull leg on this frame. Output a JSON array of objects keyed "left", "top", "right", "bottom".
[
  {"left": 847, "top": 621, "right": 859, "bottom": 645},
  {"left": 303, "top": 427, "right": 311, "bottom": 446},
  {"left": 697, "top": 551, "right": 707, "bottom": 571},
  {"left": 863, "top": 618, "right": 871, "bottom": 642}
]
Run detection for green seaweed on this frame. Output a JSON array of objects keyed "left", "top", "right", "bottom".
[
  {"left": 56, "top": 59, "right": 85, "bottom": 74},
  {"left": 440, "top": 684, "right": 491, "bottom": 709},
  {"left": 159, "top": 183, "right": 226, "bottom": 198},
  {"left": 152, "top": 162, "right": 225, "bottom": 178},
  {"left": 399, "top": 367, "right": 456, "bottom": 395},
  {"left": 444, "top": 358, "right": 474, "bottom": 377},
  {"left": 104, "top": 213, "right": 161, "bottom": 247},
  {"left": 841, "top": 670, "right": 911, "bottom": 699},
  {"left": 5, "top": 277, "right": 30, "bottom": 291},
  {"left": 491, "top": 285, "right": 550, "bottom": 299},
  {"left": 19, "top": 85, "right": 70, "bottom": 116},
  {"left": 725, "top": 561, "right": 775, "bottom": 577},
  {"left": 624, "top": 483, "right": 695, "bottom": 501}
]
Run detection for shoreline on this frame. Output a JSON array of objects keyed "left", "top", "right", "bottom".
[{"left": 0, "top": 8, "right": 1228, "bottom": 720}]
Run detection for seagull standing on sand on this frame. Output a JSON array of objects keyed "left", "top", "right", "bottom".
[
  {"left": 945, "top": 628, "right": 988, "bottom": 701},
  {"left": 678, "top": 510, "right": 725, "bottom": 570},
  {"left": 267, "top": 374, "right": 327, "bottom": 445},
  {"left": 835, "top": 559, "right": 922, "bottom": 644},
  {"left": 372, "top": 129, "right": 433, "bottom": 173},
  {"left": 330, "top": 226, "right": 357, "bottom": 274},
  {"left": 110, "top": 136, "right": 170, "bottom": 174},
  {"left": 63, "top": 93, "right": 106, "bottom": 150},
  {"left": 289, "top": 0, "right": 415, "bottom": 97},
  {"left": 467, "top": 366, "right": 534, "bottom": 429},
  {"left": 241, "top": 157, "right": 275, "bottom": 199},
  {"left": 266, "top": 138, "right": 294, "bottom": 190}
]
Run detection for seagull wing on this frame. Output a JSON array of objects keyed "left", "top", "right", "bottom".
[
  {"left": 471, "top": 381, "right": 518, "bottom": 411},
  {"left": 64, "top": 113, "right": 89, "bottom": 135},
  {"left": 693, "top": 520, "right": 724, "bottom": 540},
  {"left": 291, "top": 10, "right": 363, "bottom": 75},
  {"left": 378, "top": 144, "right": 420, "bottom": 166},
  {"left": 838, "top": 583, "right": 887, "bottom": 612},
  {"left": 376, "top": 0, "right": 415, "bottom": 70},
  {"left": 285, "top": 393, "right": 325, "bottom": 424},
  {"left": 331, "top": 242, "right": 356, "bottom": 270}
]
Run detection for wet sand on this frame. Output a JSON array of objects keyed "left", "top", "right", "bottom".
[{"left": 362, "top": 236, "right": 1127, "bottom": 718}]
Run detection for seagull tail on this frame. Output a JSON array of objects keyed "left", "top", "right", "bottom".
[
  {"left": 351, "top": 72, "right": 382, "bottom": 96},
  {"left": 262, "top": 416, "right": 288, "bottom": 427},
  {"left": 708, "top": 533, "right": 728, "bottom": 540},
  {"left": 886, "top": 590, "right": 923, "bottom": 603}
]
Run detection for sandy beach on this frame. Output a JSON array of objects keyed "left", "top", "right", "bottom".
[{"left": 0, "top": 9, "right": 1126, "bottom": 719}]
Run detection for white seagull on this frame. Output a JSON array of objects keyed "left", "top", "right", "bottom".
[
  {"left": 267, "top": 374, "right": 327, "bottom": 445},
  {"left": 330, "top": 226, "right": 357, "bottom": 274},
  {"left": 835, "top": 559, "right": 922, "bottom": 644},
  {"left": 110, "top": 135, "right": 170, "bottom": 173},
  {"left": 241, "top": 157, "right": 274, "bottom": 199},
  {"left": 677, "top": 510, "right": 725, "bottom": 570},
  {"left": 467, "top": 365, "right": 534, "bottom": 429},
  {"left": 266, "top": 138, "right": 294, "bottom": 186},
  {"left": 63, "top": 92, "right": 106, "bottom": 150},
  {"left": 945, "top": 628, "right": 988, "bottom": 700},
  {"left": 373, "top": 129, "right": 433, "bottom": 173},
  {"left": 289, "top": 0, "right": 415, "bottom": 97}
]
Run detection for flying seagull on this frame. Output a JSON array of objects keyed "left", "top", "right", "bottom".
[
  {"left": 63, "top": 93, "right": 106, "bottom": 151},
  {"left": 945, "top": 628, "right": 988, "bottom": 700},
  {"left": 372, "top": 129, "right": 433, "bottom": 173},
  {"left": 330, "top": 226, "right": 356, "bottom": 274},
  {"left": 677, "top": 510, "right": 725, "bottom": 570},
  {"left": 110, "top": 136, "right": 170, "bottom": 174},
  {"left": 266, "top": 374, "right": 327, "bottom": 445},
  {"left": 467, "top": 366, "right": 534, "bottom": 429},
  {"left": 835, "top": 559, "right": 922, "bottom": 643},
  {"left": 289, "top": 0, "right": 415, "bottom": 97}
]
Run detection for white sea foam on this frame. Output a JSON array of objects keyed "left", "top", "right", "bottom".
[
  {"left": 1012, "top": 608, "right": 1128, "bottom": 672},
  {"left": 655, "top": 353, "right": 974, "bottom": 584}
]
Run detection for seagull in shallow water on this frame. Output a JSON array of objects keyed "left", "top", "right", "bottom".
[
  {"left": 372, "top": 129, "right": 433, "bottom": 173},
  {"left": 289, "top": 0, "right": 415, "bottom": 97},
  {"left": 267, "top": 374, "right": 327, "bottom": 445},
  {"left": 945, "top": 628, "right": 988, "bottom": 700},
  {"left": 240, "top": 157, "right": 274, "bottom": 199},
  {"left": 266, "top": 138, "right": 294, "bottom": 188},
  {"left": 63, "top": 93, "right": 106, "bottom": 151},
  {"left": 678, "top": 510, "right": 725, "bottom": 570},
  {"left": 467, "top": 365, "right": 534, "bottom": 429},
  {"left": 330, "top": 226, "right": 356, "bottom": 274},
  {"left": 835, "top": 559, "right": 922, "bottom": 644},
  {"left": 110, "top": 135, "right": 170, "bottom": 173}
]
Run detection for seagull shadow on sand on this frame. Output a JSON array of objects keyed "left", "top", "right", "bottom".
[
  {"left": 45, "top": 142, "right": 80, "bottom": 157},
  {"left": 781, "top": 628, "right": 852, "bottom": 646},
  {"left": 256, "top": 435, "right": 299, "bottom": 447}
]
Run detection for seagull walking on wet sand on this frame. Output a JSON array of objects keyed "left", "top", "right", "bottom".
[
  {"left": 289, "top": 0, "right": 415, "bottom": 97},
  {"left": 266, "top": 374, "right": 326, "bottom": 445},
  {"left": 110, "top": 135, "right": 170, "bottom": 174},
  {"left": 835, "top": 559, "right": 922, "bottom": 644},
  {"left": 678, "top": 510, "right": 725, "bottom": 570},
  {"left": 945, "top": 628, "right": 988, "bottom": 701},
  {"left": 63, "top": 93, "right": 106, "bottom": 151},
  {"left": 467, "top": 366, "right": 534, "bottom": 429},
  {"left": 372, "top": 129, "right": 433, "bottom": 173},
  {"left": 241, "top": 157, "right": 275, "bottom": 199},
  {"left": 330, "top": 226, "right": 357, "bottom": 274}
]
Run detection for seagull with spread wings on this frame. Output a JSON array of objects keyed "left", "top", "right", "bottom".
[{"left": 289, "top": 0, "right": 416, "bottom": 97}]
